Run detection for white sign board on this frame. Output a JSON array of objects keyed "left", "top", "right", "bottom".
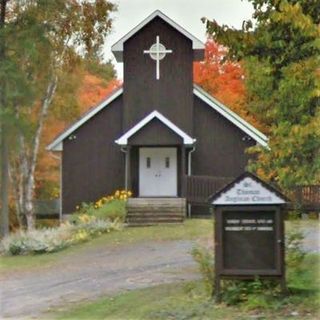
[{"left": 212, "top": 177, "right": 286, "bottom": 205}]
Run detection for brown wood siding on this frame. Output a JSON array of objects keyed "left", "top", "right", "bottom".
[
  {"left": 62, "top": 96, "right": 124, "bottom": 213},
  {"left": 192, "top": 95, "right": 255, "bottom": 178},
  {"left": 123, "top": 17, "right": 194, "bottom": 135},
  {"left": 128, "top": 118, "right": 183, "bottom": 145}
]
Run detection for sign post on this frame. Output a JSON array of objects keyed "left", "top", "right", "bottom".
[{"left": 209, "top": 172, "right": 288, "bottom": 302}]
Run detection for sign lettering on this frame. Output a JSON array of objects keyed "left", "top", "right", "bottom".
[{"left": 224, "top": 217, "right": 274, "bottom": 232}]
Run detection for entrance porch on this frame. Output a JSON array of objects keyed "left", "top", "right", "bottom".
[
  {"left": 115, "top": 110, "right": 196, "bottom": 224},
  {"left": 126, "top": 197, "right": 186, "bottom": 226}
]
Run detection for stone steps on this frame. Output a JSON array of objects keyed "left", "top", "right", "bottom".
[{"left": 126, "top": 198, "right": 186, "bottom": 226}]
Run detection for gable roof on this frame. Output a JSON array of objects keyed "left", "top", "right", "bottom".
[
  {"left": 47, "top": 86, "right": 123, "bottom": 152},
  {"left": 111, "top": 10, "right": 205, "bottom": 62},
  {"left": 193, "top": 84, "right": 269, "bottom": 148},
  {"left": 115, "top": 110, "right": 196, "bottom": 145},
  {"left": 47, "top": 85, "right": 268, "bottom": 152},
  {"left": 209, "top": 171, "right": 289, "bottom": 205}
]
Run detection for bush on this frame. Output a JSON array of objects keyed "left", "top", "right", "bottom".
[
  {"left": 0, "top": 216, "right": 122, "bottom": 256},
  {"left": 192, "top": 229, "right": 306, "bottom": 307},
  {"left": 191, "top": 245, "right": 215, "bottom": 296},
  {"left": 0, "top": 224, "right": 73, "bottom": 255},
  {"left": 73, "top": 190, "right": 131, "bottom": 222},
  {"left": 91, "top": 200, "right": 126, "bottom": 222},
  {"left": 286, "top": 229, "right": 306, "bottom": 270}
]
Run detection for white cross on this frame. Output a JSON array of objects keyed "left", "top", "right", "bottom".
[{"left": 144, "top": 36, "right": 173, "bottom": 80}]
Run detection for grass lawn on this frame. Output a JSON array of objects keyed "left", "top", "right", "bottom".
[
  {"left": 0, "top": 219, "right": 213, "bottom": 273},
  {"left": 1, "top": 219, "right": 318, "bottom": 274},
  {"left": 54, "top": 254, "right": 320, "bottom": 320}
]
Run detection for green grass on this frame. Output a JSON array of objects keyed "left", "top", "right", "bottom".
[
  {"left": 1, "top": 219, "right": 317, "bottom": 275},
  {"left": 53, "top": 254, "right": 320, "bottom": 320},
  {"left": 0, "top": 219, "right": 213, "bottom": 273}
]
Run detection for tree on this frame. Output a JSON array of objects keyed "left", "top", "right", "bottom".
[
  {"left": 203, "top": 0, "right": 320, "bottom": 188},
  {"left": 0, "top": 0, "right": 9, "bottom": 237},
  {"left": 193, "top": 39, "right": 263, "bottom": 131},
  {"left": 36, "top": 62, "right": 120, "bottom": 201},
  {"left": 4, "top": 0, "right": 117, "bottom": 230}
]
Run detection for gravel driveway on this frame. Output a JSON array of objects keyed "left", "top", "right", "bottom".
[
  {"left": 0, "top": 239, "right": 199, "bottom": 319},
  {"left": 0, "top": 222, "right": 318, "bottom": 320}
]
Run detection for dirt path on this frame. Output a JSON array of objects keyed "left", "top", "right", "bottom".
[
  {"left": 0, "top": 223, "right": 318, "bottom": 320},
  {"left": 0, "top": 240, "right": 198, "bottom": 319}
]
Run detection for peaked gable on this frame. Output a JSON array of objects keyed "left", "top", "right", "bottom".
[
  {"left": 115, "top": 110, "right": 195, "bottom": 145},
  {"left": 111, "top": 10, "right": 204, "bottom": 62},
  {"left": 210, "top": 172, "right": 288, "bottom": 205}
]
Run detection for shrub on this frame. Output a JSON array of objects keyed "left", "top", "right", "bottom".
[
  {"left": 0, "top": 224, "right": 73, "bottom": 255},
  {"left": 191, "top": 245, "right": 215, "bottom": 296},
  {"left": 192, "top": 229, "right": 306, "bottom": 307},
  {"left": 285, "top": 229, "right": 306, "bottom": 270},
  {"left": 0, "top": 216, "right": 122, "bottom": 256},
  {"left": 73, "top": 190, "right": 132, "bottom": 222},
  {"left": 92, "top": 200, "right": 126, "bottom": 222}
]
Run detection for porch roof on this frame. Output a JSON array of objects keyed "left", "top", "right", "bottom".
[{"left": 115, "top": 110, "right": 196, "bottom": 146}]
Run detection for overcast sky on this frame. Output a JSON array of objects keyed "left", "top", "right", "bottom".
[{"left": 104, "top": 0, "right": 253, "bottom": 79}]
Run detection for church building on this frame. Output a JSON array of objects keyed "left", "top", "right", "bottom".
[{"left": 47, "top": 10, "right": 268, "bottom": 217}]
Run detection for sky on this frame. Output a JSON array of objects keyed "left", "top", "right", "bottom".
[{"left": 104, "top": 0, "right": 254, "bottom": 79}]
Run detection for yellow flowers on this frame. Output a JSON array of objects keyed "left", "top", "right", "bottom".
[
  {"left": 72, "top": 229, "right": 89, "bottom": 242},
  {"left": 93, "top": 190, "right": 132, "bottom": 209},
  {"left": 78, "top": 214, "right": 93, "bottom": 224}
]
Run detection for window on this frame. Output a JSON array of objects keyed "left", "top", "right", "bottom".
[
  {"left": 165, "top": 157, "right": 170, "bottom": 168},
  {"left": 146, "top": 157, "right": 151, "bottom": 168}
]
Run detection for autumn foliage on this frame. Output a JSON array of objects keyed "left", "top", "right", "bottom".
[
  {"left": 35, "top": 74, "right": 121, "bottom": 199},
  {"left": 194, "top": 40, "right": 262, "bottom": 131}
]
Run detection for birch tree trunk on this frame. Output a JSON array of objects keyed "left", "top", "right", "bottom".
[
  {"left": 10, "top": 77, "right": 58, "bottom": 230},
  {"left": 23, "top": 77, "right": 57, "bottom": 230}
]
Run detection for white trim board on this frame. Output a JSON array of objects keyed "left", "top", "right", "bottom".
[
  {"left": 111, "top": 10, "right": 204, "bottom": 62},
  {"left": 193, "top": 84, "right": 269, "bottom": 148},
  {"left": 46, "top": 87, "right": 123, "bottom": 151},
  {"left": 115, "top": 110, "right": 196, "bottom": 145}
]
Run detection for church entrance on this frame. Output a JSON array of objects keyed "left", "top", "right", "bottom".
[{"left": 139, "top": 147, "right": 177, "bottom": 197}]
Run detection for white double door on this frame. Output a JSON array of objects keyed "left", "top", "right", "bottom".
[{"left": 139, "top": 147, "right": 177, "bottom": 197}]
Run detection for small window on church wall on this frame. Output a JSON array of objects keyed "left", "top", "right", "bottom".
[
  {"left": 146, "top": 157, "right": 151, "bottom": 168},
  {"left": 165, "top": 157, "right": 170, "bottom": 168}
]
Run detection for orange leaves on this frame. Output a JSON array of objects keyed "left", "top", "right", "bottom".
[
  {"left": 78, "top": 75, "right": 121, "bottom": 113},
  {"left": 194, "top": 40, "right": 264, "bottom": 131},
  {"left": 35, "top": 73, "right": 121, "bottom": 199}
]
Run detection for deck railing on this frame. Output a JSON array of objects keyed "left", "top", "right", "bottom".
[
  {"left": 183, "top": 175, "right": 320, "bottom": 212},
  {"left": 183, "top": 175, "right": 233, "bottom": 205},
  {"left": 289, "top": 185, "right": 320, "bottom": 211}
]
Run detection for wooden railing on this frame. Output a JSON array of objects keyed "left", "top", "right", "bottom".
[
  {"left": 289, "top": 185, "right": 320, "bottom": 211},
  {"left": 34, "top": 199, "right": 60, "bottom": 219},
  {"left": 183, "top": 175, "right": 233, "bottom": 205},
  {"left": 183, "top": 175, "right": 320, "bottom": 212}
]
